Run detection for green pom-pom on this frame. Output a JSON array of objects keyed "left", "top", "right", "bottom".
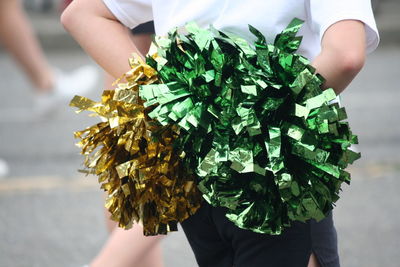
[{"left": 140, "top": 19, "right": 360, "bottom": 234}]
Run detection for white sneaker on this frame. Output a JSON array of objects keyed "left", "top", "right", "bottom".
[
  {"left": 33, "top": 65, "right": 99, "bottom": 116},
  {"left": 0, "top": 158, "right": 9, "bottom": 178},
  {"left": 33, "top": 91, "right": 60, "bottom": 117},
  {"left": 54, "top": 65, "right": 99, "bottom": 98}
]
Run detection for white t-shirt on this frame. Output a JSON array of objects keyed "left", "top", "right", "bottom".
[{"left": 103, "top": 0, "right": 379, "bottom": 60}]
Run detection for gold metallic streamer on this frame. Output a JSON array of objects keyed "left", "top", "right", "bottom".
[{"left": 71, "top": 54, "right": 201, "bottom": 235}]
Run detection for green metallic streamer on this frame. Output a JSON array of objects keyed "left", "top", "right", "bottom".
[{"left": 139, "top": 19, "right": 360, "bottom": 234}]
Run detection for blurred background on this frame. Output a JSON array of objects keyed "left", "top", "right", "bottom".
[{"left": 0, "top": 0, "right": 399, "bottom": 266}]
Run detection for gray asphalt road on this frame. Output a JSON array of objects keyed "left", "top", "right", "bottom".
[
  {"left": 1, "top": 44, "right": 399, "bottom": 267},
  {"left": 1, "top": 4, "right": 400, "bottom": 264}
]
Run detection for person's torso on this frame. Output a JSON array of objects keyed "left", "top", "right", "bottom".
[{"left": 151, "top": 0, "right": 320, "bottom": 59}]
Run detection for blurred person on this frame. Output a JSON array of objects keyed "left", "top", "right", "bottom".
[
  {"left": 62, "top": 1, "right": 379, "bottom": 267},
  {"left": 85, "top": 21, "right": 164, "bottom": 267},
  {"left": 0, "top": 0, "right": 98, "bottom": 176},
  {"left": 0, "top": 0, "right": 98, "bottom": 116}
]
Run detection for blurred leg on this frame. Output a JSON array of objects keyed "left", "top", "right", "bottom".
[
  {"left": 141, "top": 239, "right": 164, "bottom": 267},
  {"left": 308, "top": 253, "right": 320, "bottom": 267},
  {"left": 0, "top": 0, "right": 54, "bottom": 91},
  {"left": 90, "top": 226, "right": 164, "bottom": 267},
  {"left": 103, "top": 202, "right": 118, "bottom": 233}
]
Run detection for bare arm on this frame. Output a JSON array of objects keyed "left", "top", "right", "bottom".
[
  {"left": 61, "top": 0, "right": 139, "bottom": 78},
  {"left": 312, "top": 20, "right": 366, "bottom": 94},
  {"left": 62, "top": 2, "right": 366, "bottom": 93}
]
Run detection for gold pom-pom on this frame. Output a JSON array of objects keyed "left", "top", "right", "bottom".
[{"left": 70, "top": 55, "right": 201, "bottom": 235}]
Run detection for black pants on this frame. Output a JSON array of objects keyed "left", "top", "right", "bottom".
[{"left": 181, "top": 202, "right": 339, "bottom": 267}]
